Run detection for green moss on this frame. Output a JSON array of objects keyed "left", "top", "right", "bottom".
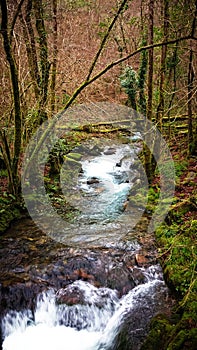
[
  {"left": 142, "top": 167, "right": 196, "bottom": 349},
  {"left": 66, "top": 152, "right": 82, "bottom": 161},
  {"left": 167, "top": 328, "right": 197, "bottom": 350},
  {"left": 0, "top": 197, "right": 22, "bottom": 234},
  {"left": 174, "top": 160, "right": 188, "bottom": 178},
  {"left": 140, "top": 315, "right": 173, "bottom": 350}
]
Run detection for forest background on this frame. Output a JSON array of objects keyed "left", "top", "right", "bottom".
[{"left": 0, "top": 0, "right": 197, "bottom": 349}]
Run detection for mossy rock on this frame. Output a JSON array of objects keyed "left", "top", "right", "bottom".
[
  {"left": 67, "top": 152, "right": 82, "bottom": 161},
  {"left": 64, "top": 155, "right": 82, "bottom": 168},
  {"left": 167, "top": 328, "right": 197, "bottom": 350},
  {"left": 140, "top": 314, "right": 173, "bottom": 350},
  {"left": 0, "top": 204, "right": 21, "bottom": 234}
]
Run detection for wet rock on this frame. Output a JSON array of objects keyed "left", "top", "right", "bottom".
[
  {"left": 116, "top": 161, "right": 121, "bottom": 167},
  {"left": 0, "top": 282, "right": 45, "bottom": 317},
  {"left": 56, "top": 284, "right": 85, "bottom": 306},
  {"left": 87, "top": 177, "right": 100, "bottom": 185},
  {"left": 135, "top": 254, "right": 149, "bottom": 267},
  {"left": 103, "top": 147, "right": 116, "bottom": 155},
  {"left": 88, "top": 145, "right": 102, "bottom": 156},
  {"left": 56, "top": 280, "right": 118, "bottom": 308},
  {"left": 132, "top": 267, "right": 147, "bottom": 285},
  {"left": 111, "top": 282, "right": 169, "bottom": 350},
  {"left": 113, "top": 171, "right": 129, "bottom": 184},
  {"left": 0, "top": 217, "right": 160, "bottom": 336}
]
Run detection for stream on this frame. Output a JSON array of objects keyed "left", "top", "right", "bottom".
[
  {"left": 0, "top": 137, "right": 171, "bottom": 350},
  {"left": 60, "top": 138, "right": 148, "bottom": 245},
  {"left": 2, "top": 267, "right": 167, "bottom": 350}
]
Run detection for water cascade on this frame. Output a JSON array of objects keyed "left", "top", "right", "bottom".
[
  {"left": 57, "top": 139, "right": 148, "bottom": 246},
  {"left": 1, "top": 139, "right": 169, "bottom": 349},
  {"left": 2, "top": 266, "right": 168, "bottom": 350}
]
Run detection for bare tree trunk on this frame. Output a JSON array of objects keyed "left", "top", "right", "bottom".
[
  {"left": 188, "top": 1, "right": 197, "bottom": 155},
  {"left": 33, "top": 0, "right": 50, "bottom": 124},
  {"left": 188, "top": 47, "right": 195, "bottom": 155},
  {"left": 19, "top": 0, "right": 41, "bottom": 99},
  {"left": 50, "top": 0, "right": 58, "bottom": 118},
  {"left": 19, "top": 11, "right": 39, "bottom": 99},
  {"left": 144, "top": 0, "right": 154, "bottom": 184},
  {"left": 0, "top": 0, "right": 22, "bottom": 196},
  {"left": 146, "top": 0, "right": 154, "bottom": 122},
  {"left": 157, "top": 0, "right": 169, "bottom": 129}
]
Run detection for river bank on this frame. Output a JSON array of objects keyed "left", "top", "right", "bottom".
[{"left": 0, "top": 126, "right": 196, "bottom": 349}]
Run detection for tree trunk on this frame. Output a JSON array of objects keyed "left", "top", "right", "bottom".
[
  {"left": 19, "top": 0, "right": 41, "bottom": 99},
  {"left": 146, "top": 0, "right": 154, "bottom": 122},
  {"left": 188, "top": 1, "right": 197, "bottom": 155},
  {"left": 156, "top": 0, "right": 169, "bottom": 129},
  {"left": 187, "top": 47, "right": 195, "bottom": 155},
  {"left": 144, "top": 0, "right": 154, "bottom": 184},
  {"left": 33, "top": 0, "right": 50, "bottom": 124},
  {"left": 50, "top": 0, "right": 58, "bottom": 118},
  {"left": 0, "top": 0, "right": 22, "bottom": 196}
]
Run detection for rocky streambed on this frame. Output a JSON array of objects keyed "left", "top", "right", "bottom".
[
  {"left": 0, "top": 137, "right": 172, "bottom": 350},
  {"left": 0, "top": 216, "right": 171, "bottom": 350}
]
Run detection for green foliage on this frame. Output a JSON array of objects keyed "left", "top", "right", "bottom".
[
  {"left": 174, "top": 160, "right": 188, "bottom": 178},
  {"left": 144, "top": 148, "right": 197, "bottom": 350},
  {"left": 0, "top": 194, "right": 21, "bottom": 234},
  {"left": 0, "top": 169, "right": 8, "bottom": 177},
  {"left": 120, "top": 66, "right": 138, "bottom": 109},
  {"left": 153, "top": 26, "right": 163, "bottom": 41},
  {"left": 142, "top": 312, "right": 197, "bottom": 350},
  {"left": 156, "top": 218, "right": 197, "bottom": 295},
  {"left": 120, "top": 37, "right": 148, "bottom": 114},
  {"left": 140, "top": 315, "right": 174, "bottom": 350},
  {"left": 143, "top": 215, "right": 197, "bottom": 350},
  {"left": 146, "top": 185, "right": 160, "bottom": 212},
  {"left": 166, "top": 54, "right": 180, "bottom": 70}
]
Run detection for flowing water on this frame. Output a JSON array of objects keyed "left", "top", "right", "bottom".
[
  {"left": 1, "top": 139, "right": 169, "bottom": 349},
  {"left": 2, "top": 266, "right": 167, "bottom": 350},
  {"left": 55, "top": 138, "right": 148, "bottom": 246}
]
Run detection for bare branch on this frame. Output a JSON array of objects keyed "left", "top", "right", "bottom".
[
  {"left": 191, "top": 0, "right": 197, "bottom": 37},
  {"left": 10, "top": 0, "right": 26, "bottom": 42},
  {"left": 86, "top": 35, "right": 195, "bottom": 88},
  {"left": 24, "top": 35, "right": 196, "bottom": 172},
  {"left": 86, "top": 0, "right": 129, "bottom": 81}
]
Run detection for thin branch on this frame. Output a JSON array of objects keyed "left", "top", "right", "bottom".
[
  {"left": 23, "top": 35, "right": 196, "bottom": 175},
  {"left": 191, "top": 0, "right": 197, "bottom": 37},
  {"left": 87, "top": 35, "right": 196, "bottom": 86},
  {"left": 10, "top": 0, "right": 26, "bottom": 42},
  {"left": 86, "top": 0, "right": 129, "bottom": 80}
]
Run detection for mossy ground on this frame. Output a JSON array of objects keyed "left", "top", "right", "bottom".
[{"left": 141, "top": 133, "right": 197, "bottom": 350}]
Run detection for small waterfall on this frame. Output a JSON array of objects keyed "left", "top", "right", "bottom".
[
  {"left": 1, "top": 139, "right": 170, "bottom": 350},
  {"left": 1, "top": 265, "right": 168, "bottom": 350}
]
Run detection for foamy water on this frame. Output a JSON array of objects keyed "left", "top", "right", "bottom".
[{"left": 2, "top": 266, "right": 167, "bottom": 350}]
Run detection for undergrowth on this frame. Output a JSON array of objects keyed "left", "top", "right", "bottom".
[{"left": 141, "top": 141, "right": 197, "bottom": 350}]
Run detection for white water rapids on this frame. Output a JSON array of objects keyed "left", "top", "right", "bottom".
[
  {"left": 1, "top": 139, "right": 169, "bottom": 349},
  {"left": 2, "top": 266, "right": 168, "bottom": 350},
  {"left": 54, "top": 140, "right": 149, "bottom": 246}
]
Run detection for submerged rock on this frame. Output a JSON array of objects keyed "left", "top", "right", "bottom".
[
  {"left": 87, "top": 177, "right": 100, "bottom": 185},
  {"left": 103, "top": 147, "right": 116, "bottom": 155}
]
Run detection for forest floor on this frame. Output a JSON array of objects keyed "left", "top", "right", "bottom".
[{"left": 141, "top": 131, "right": 197, "bottom": 350}]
